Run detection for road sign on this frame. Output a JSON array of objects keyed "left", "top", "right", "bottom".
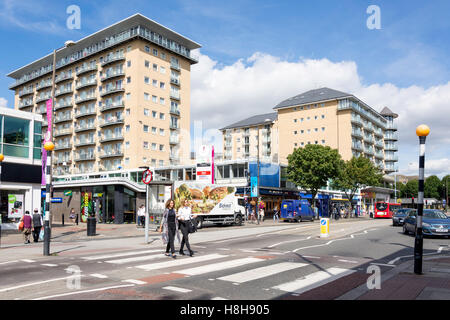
[
  {"left": 142, "top": 170, "right": 153, "bottom": 184},
  {"left": 64, "top": 190, "right": 72, "bottom": 196},
  {"left": 320, "top": 218, "right": 329, "bottom": 238},
  {"left": 51, "top": 198, "right": 63, "bottom": 203}
]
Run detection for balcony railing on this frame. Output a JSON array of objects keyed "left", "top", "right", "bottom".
[
  {"left": 374, "top": 129, "right": 383, "bottom": 137},
  {"left": 75, "top": 154, "right": 95, "bottom": 161},
  {"left": 76, "top": 79, "right": 97, "bottom": 90},
  {"left": 375, "top": 140, "right": 384, "bottom": 148},
  {"left": 169, "top": 153, "right": 180, "bottom": 161},
  {"left": 19, "top": 100, "right": 33, "bottom": 108},
  {"left": 385, "top": 155, "right": 398, "bottom": 161},
  {"left": 100, "top": 134, "right": 124, "bottom": 143},
  {"left": 100, "top": 102, "right": 124, "bottom": 112},
  {"left": 76, "top": 65, "right": 97, "bottom": 76},
  {"left": 100, "top": 150, "right": 123, "bottom": 158},
  {"left": 75, "top": 109, "right": 96, "bottom": 118},
  {"left": 101, "top": 71, "right": 125, "bottom": 82},
  {"left": 75, "top": 125, "right": 96, "bottom": 132},
  {"left": 375, "top": 152, "right": 384, "bottom": 159},
  {"left": 385, "top": 144, "right": 398, "bottom": 151},
  {"left": 101, "top": 54, "right": 125, "bottom": 67},
  {"left": 75, "top": 140, "right": 96, "bottom": 147},
  {"left": 170, "top": 77, "right": 180, "bottom": 86},
  {"left": 169, "top": 136, "right": 179, "bottom": 144},
  {"left": 363, "top": 136, "right": 374, "bottom": 144},
  {"left": 19, "top": 88, "right": 34, "bottom": 97},
  {"left": 364, "top": 149, "right": 375, "bottom": 156},
  {"left": 384, "top": 132, "right": 398, "bottom": 141},
  {"left": 170, "top": 92, "right": 180, "bottom": 101},
  {"left": 352, "top": 144, "right": 363, "bottom": 151},
  {"left": 99, "top": 118, "right": 124, "bottom": 128},
  {"left": 54, "top": 115, "right": 72, "bottom": 123},
  {"left": 55, "top": 87, "right": 73, "bottom": 97},
  {"left": 169, "top": 108, "right": 180, "bottom": 116},
  {"left": 54, "top": 129, "right": 72, "bottom": 137},
  {"left": 55, "top": 74, "right": 73, "bottom": 83},
  {"left": 54, "top": 100, "right": 73, "bottom": 110},
  {"left": 386, "top": 122, "right": 398, "bottom": 130},
  {"left": 75, "top": 95, "right": 97, "bottom": 104},
  {"left": 100, "top": 87, "right": 124, "bottom": 97},
  {"left": 36, "top": 81, "right": 52, "bottom": 90},
  {"left": 170, "top": 63, "right": 180, "bottom": 71},
  {"left": 54, "top": 143, "right": 72, "bottom": 151},
  {"left": 36, "top": 95, "right": 51, "bottom": 103},
  {"left": 351, "top": 131, "right": 363, "bottom": 139},
  {"left": 170, "top": 123, "right": 179, "bottom": 130}
]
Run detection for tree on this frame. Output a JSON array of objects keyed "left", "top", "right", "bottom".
[
  {"left": 440, "top": 175, "right": 450, "bottom": 201},
  {"left": 287, "top": 144, "right": 343, "bottom": 208},
  {"left": 400, "top": 179, "right": 418, "bottom": 199},
  {"left": 331, "top": 156, "right": 382, "bottom": 215},
  {"left": 424, "top": 175, "right": 441, "bottom": 199}
]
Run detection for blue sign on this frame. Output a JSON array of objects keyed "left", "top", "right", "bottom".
[
  {"left": 51, "top": 198, "right": 63, "bottom": 203},
  {"left": 41, "top": 190, "right": 46, "bottom": 198},
  {"left": 321, "top": 219, "right": 327, "bottom": 225},
  {"left": 250, "top": 177, "right": 258, "bottom": 197}
]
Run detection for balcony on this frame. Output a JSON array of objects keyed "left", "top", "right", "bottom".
[
  {"left": 170, "top": 77, "right": 180, "bottom": 86},
  {"left": 385, "top": 144, "right": 398, "bottom": 151},
  {"left": 100, "top": 150, "right": 123, "bottom": 158},
  {"left": 385, "top": 154, "right": 398, "bottom": 162},
  {"left": 55, "top": 87, "right": 73, "bottom": 97},
  {"left": 170, "top": 63, "right": 181, "bottom": 71},
  {"left": 364, "top": 124, "right": 374, "bottom": 132},
  {"left": 100, "top": 87, "right": 124, "bottom": 97},
  {"left": 351, "top": 131, "right": 363, "bottom": 139},
  {"left": 374, "top": 129, "right": 383, "bottom": 137},
  {"left": 100, "top": 102, "right": 124, "bottom": 112},
  {"left": 76, "top": 79, "right": 97, "bottom": 90},
  {"left": 169, "top": 153, "right": 180, "bottom": 161},
  {"left": 384, "top": 132, "right": 398, "bottom": 141},
  {"left": 19, "top": 100, "right": 33, "bottom": 108},
  {"left": 19, "top": 88, "right": 34, "bottom": 97},
  {"left": 364, "top": 149, "right": 375, "bottom": 156},
  {"left": 263, "top": 136, "right": 272, "bottom": 144},
  {"left": 54, "top": 115, "right": 72, "bottom": 124},
  {"left": 386, "top": 122, "right": 398, "bottom": 131},
  {"left": 170, "top": 92, "right": 180, "bottom": 101},
  {"left": 54, "top": 143, "right": 72, "bottom": 151},
  {"left": 76, "top": 65, "right": 97, "bottom": 76},
  {"left": 170, "top": 123, "right": 179, "bottom": 130},
  {"left": 75, "top": 109, "right": 96, "bottom": 118},
  {"left": 54, "top": 129, "right": 72, "bottom": 137},
  {"left": 374, "top": 140, "right": 384, "bottom": 148},
  {"left": 54, "top": 100, "right": 73, "bottom": 110},
  {"left": 36, "top": 81, "right": 52, "bottom": 91},
  {"left": 55, "top": 74, "right": 74, "bottom": 84},
  {"left": 169, "top": 108, "right": 180, "bottom": 116},
  {"left": 243, "top": 131, "right": 250, "bottom": 137},
  {"left": 101, "top": 54, "right": 125, "bottom": 67},
  {"left": 363, "top": 135, "right": 374, "bottom": 144},
  {"left": 53, "top": 158, "right": 71, "bottom": 165},
  {"left": 351, "top": 116, "right": 362, "bottom": 126},
  {"left": 75, "top": 96, "right": 97, "bottom": 104},
  {"left": 224, "top": 143, "right": 232, "bottom": 149},
  {"left": 101, "top": 71, "right": 125, "bottom": 82},
  {"left": 75, "top": 140, "right": 96, "bottom": 147},
  {"left": 100, "top": 134, "right": 124, "bottom": 143},
  {"left": 74, "top": 154, "right": 96, "bottom": 161},
  {"left": 36, "top": 95, "right": 51, "bottom": 103},
  {"left": 75, "top": 125, "right": 96, "bottom": 133},
  {"left": 99, "top": 118, "right": 124, "bottom": 128},
  {"left": 169, "top": 136, "right": 179, "bottom": 144},
  {"left": 375, "top": 152, "right": 384, "bottom": 159},
  {"left": 352, "top": 144, "right": 363, "bottom": 151},
  {"left": 243, "top": 152, "right": 250, "bottom": 158}
]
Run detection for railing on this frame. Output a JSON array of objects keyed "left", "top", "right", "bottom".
[
  {"left": 36, "top": 81, "right": 52, "bottom": 90},
  {"left": 170, "top": 92, "right": 180, "bottom": 100},
  {"left": 170, "top": 123, "right": 179, "bottom": 130},
  {"left": 76, "top": 65, "right": 97, "bottom": 76},
  {"left": 54, "top": 115, "right": 72, "bottom": 123},
  {"left": 55, "top": 87, "right": 73, "bottom": 97},
  {"left": 54, "top": 143, "right": 72, "bottom": 151},
  {"left": 54, "top": 129, "right": 72, "bottom": 137},
  {"left": 375, "top": 152, "right": 384, "bottom": 159},
  {"left": 55, "top": 74, "right": 73, "bottom": 83},
  {"left": 76, "top": 79, "right": 97, "bottom": 90},
  {"left": 364, "top": 149, "right": 375, "bottom": 156},
  {"left": 385, "top": 144, "right": 398, "bottom": 151},
  {"left": 101, "top": 71, "right": 125, "bottom": 82},
  {"left": 75, "top": 140, "right": 95, "bottom": 147},
  {"left": 100, "top": 134, "right": 124, "bottom": 143},
  {"left": 352, "top": 144, "right": 363, "bottom": 151},
  {"left": 169, "top": 136, "right": 179, "bottom": 144},
  {"left": 170, "top": 63, "right": 180, "bottom": 71},
  {"left": 385, "top": 154, "right": 398, "bottom": 161},
  {"left": 75, "top": 154, "right": 96, "bottom": 161},
  {"left": 351, "top": 131, "right": 363, "bottom": 138},
  {"left": 386, "top": 122, "right": 398, "bottom": 130},
  {"left": 55, "top": 100, "right": 73, "bottom": 110},
  {"left": 75, "top": 95, "right": 97, "bottom": 104},
  {"left": 75, "top": 109, "right": 96, "bottom": 118},
  {"left": 100, "top": 102, "right": 124, "bottom": 112},
  {"left": 19, "top": 100, "right": 33, "bottom": 108},
  {"left": 100, "top": 87, "right": 124, "bottom": 97},
  {"left": 19, "top": 88, "right": 34, "bottom": 97},
  {"left": 101, "top": 54, "right": 125, "bottom": 67},
  {"left": 100, "top": 118, "right": 124, "bottom": 127},
  {"left": 100, "top": 150, "right": 123, "bottom": 158},
  {"left": 169, "top": 108, "right": 180, "bottom": 116},
  {"left": 384, "top": 132, "right": 398, "bottom": 140},
  {"left": 170, "top": 77, "right": 180, "bottom": 86},
  {"left": 75, "top": 125, "right": 96, "bottom": 132},
  {"left": 36, "top": 95, "right": 51, "bottom": 103}
]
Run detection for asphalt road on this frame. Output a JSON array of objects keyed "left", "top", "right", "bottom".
[{"left": 0, "top": 218, "right": 449, "bottom": 300}]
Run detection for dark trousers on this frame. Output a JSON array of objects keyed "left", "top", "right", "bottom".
[
  {"left": 75, "top": 214, "right": 79, "bottom": 225},
  {"left": 140, "top": 216, "right": 145, "bottom": 227},
  {"left": 179, "top": 221, "right": 192, "bottom": 253},
  {"left": 165, "top": 224, "right": 176, "bottom": 254},
  {"left": 32, "top": 226, "right": 41, "bottom": 242}
]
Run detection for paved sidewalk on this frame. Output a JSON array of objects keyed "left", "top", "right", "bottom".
[{"left": 338, "top": 254, "right": 450, "bottom": 300}]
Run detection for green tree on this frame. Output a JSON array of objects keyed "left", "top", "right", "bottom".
[
  {"left": 400, "top": 179, "right": 418, "bottom": 199},
  {"left": 287, "top": 144, "right": 343, "bottom": 208},
  {"left": 440, "top": 175, "right": 450, "bottom": 201},
  {"left": 331, "top": 156, "right": 382, "bottom": 215},
  {"left": 424, "top": 175, "right": 441, "bottom": 199}
]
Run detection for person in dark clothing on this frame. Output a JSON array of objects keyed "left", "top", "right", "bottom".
[
  {"left": 32, "top": 208, "right": 43, "bottom": 242},
  {"left": 177, "top": 199, "right": 196, "bottom": 256},
  {"left": 159, "top": 199, "right": 180, "bottom": 259}
]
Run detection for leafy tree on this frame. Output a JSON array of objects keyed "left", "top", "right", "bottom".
[
  {"left": 331, "top": 156, "right": 382, "bottom": 215},
  {"left": 440, "top": 175, "right": 450, "bottom": 201},
  {"left": 400, "top": 179, "right": 418, "bottom": 199},
  {"left": 424, "top": 175, "right": 441, "bottom": 199},
  {"left": 287, "top": 144, "right": 343, "bottom": 208}
]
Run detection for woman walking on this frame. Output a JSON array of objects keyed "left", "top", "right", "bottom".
[
  {"left": 273, "top": 204, "right": 280, "bottom": 223},
  {"left": 159, "top": 199, "right": 180, "bottom": 259},
  {"left": 20, "top": 211, "right": 33, "bottom": 244},
  {"left": 177, "top": 199, "right": 196, "bottom": 257},
  {"left": 258, "top": 201, "right": 265, "bottom": 223}
]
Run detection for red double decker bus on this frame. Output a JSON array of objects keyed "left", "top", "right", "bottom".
[{"left": 374, "top": 202, "right": 401, "bottom": 218}]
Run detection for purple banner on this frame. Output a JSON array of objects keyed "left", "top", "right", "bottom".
[
  {"left": 41, "top": 148, "right": 47, "bottom": 186},
  {"left": 45, "top": 99, "right": 53, "bottom": 142}
]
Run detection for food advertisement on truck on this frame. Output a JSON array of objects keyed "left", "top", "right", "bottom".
[{"left": 174, "top": 181, "right": 237, "bottom": 215}]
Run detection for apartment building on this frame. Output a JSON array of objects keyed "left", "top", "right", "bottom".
[
  {"left": 221, "top": 88, "right": 398, "bottom": 174},
  {"left": 220, "top": 112, "right": 279, "bottom": 163},
  {"left": 8, "top": 13, "right": 201, "bottom": 176}
]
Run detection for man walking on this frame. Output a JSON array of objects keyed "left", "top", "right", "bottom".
[
  {"left": 137, "top": 204, "right": 145, "bottom": 228},
  {"left": 32, "top": 209, "right": 43, "bottom": 243}
]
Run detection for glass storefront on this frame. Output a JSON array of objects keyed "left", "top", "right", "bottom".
[{"left": 0, "top": 190, "right": 26, "bottom": 223}]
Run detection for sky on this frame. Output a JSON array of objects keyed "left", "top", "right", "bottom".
[{"left": 0, "top": 0, "right": 449, "bottom": 178}]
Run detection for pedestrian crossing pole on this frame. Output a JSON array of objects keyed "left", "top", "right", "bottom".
[
  {"left": 414, "top": 124, "right": 430, "bottom": 275},
  {"left": 43, "top": 141, "right": 55, "bottom": 256}
]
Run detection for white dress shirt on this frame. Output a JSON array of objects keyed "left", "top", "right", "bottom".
[
  {"left": 137, "top": 207, "right": 146, "bottom": 217},
  {"left": 177, "top": 206, "right": 192, "bottom": 221}
]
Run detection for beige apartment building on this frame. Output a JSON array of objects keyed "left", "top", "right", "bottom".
[
  {"left": 221, "top": 88, "right": 398, "bottom": 174},
  {"left": 8, "top": 14, "right": 200, "bottom": 175}
]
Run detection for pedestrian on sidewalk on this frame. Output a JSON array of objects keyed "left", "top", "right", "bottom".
[
  {"left": 20, "top": 211, "right": 32, "bottom": 244},
  {"left": 258, "top": 201, "right": 265, "bottom": 223},
  {"left": 137, "top": 204, "right": 146, "bottom": 228},
  {"left": 273, "top": 205, "right": 280, "bottom": 222},
  {"left": 177, "top": 199, "right": 196, "bottom": 257},
  {"left": 69, "top": 208, "right": 78, "bottom": 225},
  {"left": 159, "top": 199, "right": 180, "bottom": 259},
  {"left": 31, "top": 208, "right": 43, "bottom": 243}
]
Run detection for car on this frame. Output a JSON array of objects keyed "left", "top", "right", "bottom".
[
  {"left": 403, "top": 209, "right": 450, "bottom": 237},
  {"left": 392, "top": 208, "right": 414, "bottom": 226}
]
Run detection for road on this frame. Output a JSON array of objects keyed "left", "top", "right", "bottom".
[{"left": 0, "top": 218, "right": 449, "bottom": 300}]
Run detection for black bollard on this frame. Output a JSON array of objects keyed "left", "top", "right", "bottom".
[
  {"left": 87, "top": 216, "right": 96, "bottom": 236},
  {"left": 62, "top": 214, "right": 64, "bottom": 226}
]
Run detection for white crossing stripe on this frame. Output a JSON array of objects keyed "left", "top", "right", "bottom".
[
  {"left": 105, "top": 253, "right": 166, "bottom": 265},
  {"left": 82, "top": 249, "right": 162, "bottom": 261},
  {"left": 177, "top": 257, "right": 264, "bottom": 276},
  {"left": 217, "top": 262, "right": 309, "bottom": 284},
  {"left": 162, "top": 286, "right": 192, "bottom": 293},
  {"left": 135, "top": 254, "right": 228, "bottom": 271},
  {"left": 212, "top": 297, "right": 228, "bottom": 300},
  {"left": 0, "top": 260, "right": 19, "bottom": 265},
  {"left": 41, "top": 264, "right": 58, "bottom": 267},
  {"left": 122, "top": 279, "right": 147, "bottom": 285},
  {"left": 33, "top": 284, "right": 135, "bottom": 300},
  {"left": 21, "top": 259, "right": 36, "bottom": 263},
  {"left": 272, "top": 267, "right": 356, "bottom": 294},
  {"left": 90, "top": 274, "right": 108, "bottom": 279}
]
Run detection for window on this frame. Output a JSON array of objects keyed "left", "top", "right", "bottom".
[
  {"left": 152, "top": 79, "right": 158, "bottom": 87},
  {"left": 144, "top": 93, "right": 149, "bottom": 100},
  {"left": 145, "top": 46, "right": 150, "bottom": 52},
  {"left": 315, "top": 128, "right": 318, "bottom": 132},
  {"left": 127, "top": 77, "right": 131, "bottom": 83},
  {"left": 322, "top": 140, "right": 325, "bottom": 144},
  {"left": 126, "top": 93, "right": 131, "bottom": 100},
  {"left": 161, "top": 52, "right": 166, "bottom": 60},
  {"left": 126, "top": 109, "right": 130, "bottom": 115},
  {"left": 159, "top": 144, "right": 164, "bottom": 151},
  {"left": 159, "top": 113, "right": 165, "bottom": 120},
  {"left": 143, "top": 157, "right": 147, "bottom": 163},
  {"left": 125, "top": 158, "right": 130, "bottom": 165},
  {"left": 300, "top": 118, "right": 304, "bottom": 122},
  {"left": 159, "top": 160, "right": 164, "bottom": 166},
  {"left": 152, "top": 95, "right": 157, "bottom": 103},
  {"left": 127, "top": 61, "right": 131, "bottom": 67},
  {"left": 153, "top": 64, "right": 158, "bottom": 71},
  {"left": 127, "top": 45, "right": 132, "bottom": 52},
  {"left": 152, "top": 111, "right": 157, "bottom": 118},
  {"left": 294, "top": 143, "right": 297, "bottom": 147},
  {"left": 159, "top": 128, "right": 164, "bottom": 136},
  {"left": 126, "top": 125, "right": 130, "bottom": 132},
  {"left": 307, "top": 117, "right": 310, "bottom": 120},
  {"left": 301, "top": 130, "right": 304, "bottom": 134},
  {"left": 152, "top": 159, "right": 156, "bottom": 166},
  {"left": 144, "top": 108, "right": 149, "bottom": 116},
  {"left": 160, "top": 66, "right": 166, "bottom": 74},
  {"left": 152, "top": 127, "right": 157, "bottom": 134},
  {"left": 152, "top": 143, "right": 157, "bottom": 150},
  {"left": 144, "top": 60, "right": 149, "bottom": 68},
  {"left": 125, "top": 141, "right": 130, "bottom": 149},
  {"left": 322, "top": 127, "right": 325, "bottom": 131},
  {"left": 160, "top": 98, "right": 165, "bottom": 105},
  {"left": 153, "top": 49, "right": 158, "bottom": 56},
  {"left": 160, "top": 82, "right": 165, "bottom": 89},
  {"left": 3, "top": 116, "right": 30, "bottom": 158},
  {"left": 143, "top": 125, "right": 149, "bottom": 132},
  {"left": 307, "top": 129, "right": 311, "bottom": 133},
  {"left": 143, "top": 141, "right": 149, "bottom": 149},
  {"left": 294, "top": 131, "right": 297, "bottom": 135},
  {"left": 321, "top": 115, "right": 325, "bottom": 119},
  {"left": 314, "top": 115, "right": 318, "bottom": 120},
  {"left": 315, "top": 141, "right": 318, "bottom": 144},
  {"left": 294, "top": 119, "right": 297, "bottom": 123},
  {"left": 301, "top": 142, "right": 304, "bottom": 146}
]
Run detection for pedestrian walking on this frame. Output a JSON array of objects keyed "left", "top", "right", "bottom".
[
  {"left": 20, "top": 211, "right": 32, "bottom": 244},
  {"left": 177, "top": 199, "right": 196, "bottom": 257},
  {"left": 258, "top": 201, "right": 265, "bottom": 223},
  {"left": 159, "top": 199, "right": 180, "bottom": 259},
  {"left": 69, "top": 208, "right": 79, "bottom": 225},
  {"left": 31, "top": 208, "right": 43, "bottom": 243},
  {"left": 314, "top": 206, "right": 319, "bottom": 219},
  {"left": 273, "top": 205, "right": 280, "bottom": 222},
  {"left": 137, "top": 204, "right": 146, "bottom": 228}
]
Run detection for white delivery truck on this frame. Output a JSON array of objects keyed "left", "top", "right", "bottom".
[{"left": 174, "top": 181, "right": 246, "bottom": 229}]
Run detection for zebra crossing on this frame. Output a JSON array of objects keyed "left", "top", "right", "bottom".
[{"left": 77, "top": 247, "right": 363, "bottom": 299}]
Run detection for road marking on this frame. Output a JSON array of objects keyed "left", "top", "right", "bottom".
[
  {"left": 302, "top": 256, "right": 321, "bottom": 259},
  {"left": 370, "top": 263, "right": 396, "bottom": 267},
  {"left": 255, "top": 225, "right": 315, "bottom": 237},
  {"left": 267, "top": 237, "right": 312, "bottom": 248},
  {"left": 105, "top": 253, "right": 166, "bottom": 264},
  {"left": 33, "top": 284, "right": 135, "bottom": 300},
  {"left": 272, "top": 267, "right": 355, "bottom": 294},
  {"left": 218, "top": 248, "right": 231, "bottom": 251},
  {"left": 240, "top": 249, "right": 259, "bottom": 253},
  {"left": 122, "top": 279, "right": 147, "bottom": 285},
  {"left": 338, "top": 259, "right": 358, "bottom": 264},
  {"left": 136, "top": 254, "right": 228, "bottom": 271},
  {"left": 0, "top": 260, "right": 19, "bottom": 265},
  {"left": 177, "top": 258, "right": 264, "bottom": 276},
  {"left": 162, "top": 286, "right": 192, "bottom": 293},
  {"left": 41, "top": 264, "right": 58, "bottom": 267},
  {"left": 193, "top": 245, "right": 206, "bottom": 248},
  {"left": 90, "top": 274, "right": 108, "bottom": 279},
  {"left": 0, "top": 275, "right": 85, "bottom": 293},
  {"left": 82, "top": 249, "right": 162, "bottom": 260},
  {"left": 388, "top": 246, "right": 447, "bottom": 265},
  {"left": 21, "top": 259, "right": 36, "bottom": 263},
  {"left": 212, "top": 297, "right": 228, "bottom": 300},
  {"left": 217, "top": 262, "right": 309, "bottom": 284}
]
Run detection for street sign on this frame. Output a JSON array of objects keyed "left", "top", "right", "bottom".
[
  {"left": 64, "top": 190, "right": 72, "bottom": 196},
  {"left": 320, "top": 218, "right": 329, "bottom": 238},
  {"left": 51, "top": 198, "right": 63, "bottom": 203},
  {"left": 142, "top": 170, "right": 153, "bottom": 184}
]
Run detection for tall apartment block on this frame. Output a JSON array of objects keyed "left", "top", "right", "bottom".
[
  {"left": 221, "top": 88, "right": 398, "bottom": 174},
  {"left": 8, "top": 14, "right": 201, "bottom": 175}
]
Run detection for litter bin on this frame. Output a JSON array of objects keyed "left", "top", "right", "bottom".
[{"left": 87, "top": 216, "right": 96, "bottom": 236}]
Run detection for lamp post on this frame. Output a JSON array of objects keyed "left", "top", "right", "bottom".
[
  {"left": 43, "top": 141, "right": 55, "bottom": 256},
  {"left": 139, "top": 166, "right": 150, "bottom": 244},
  {"left": 414, "top": 124, "right": 430, "bottom": 275}
]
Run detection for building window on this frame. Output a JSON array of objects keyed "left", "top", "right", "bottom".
[
  {"left": 125, "top": 141, "right": 130, "bottom": 149},
  {"left": 159, "top": 128, "right": 164, "bottom": 136},
  {"left": 322, "top": 115, "right": 325, "bottom": 119},
  {"left": 144, "top": 77, "right": 149, "bottom": 84},
  {"left": 159, "top": 144, "right": 164, "bottom": 151},
  {"left": 144, "top": 108, "right": 149, "bottom": 116},
  {"left": 315, "top": 128, "right": 318, "bottom": 132},
  {"left": 307, "top": 117, "right": 310, "bottom": 120},
  {"left": 300, "top": 118, "right": 304, "bottom": 122},
  {"left": 127, "top": 61, "right": 131, "bottom": 67},
  {"left": 161, "top": 52, "right": 166, "bottom": 60},
  {"left": 294, "top": 119, "right": 297, "bottom": 123},
  {"left": 143, "top": 157, "right": 147, "bottom": 163},
  {"left": 145, "top": 60, "right": 149, "bottom": 68},
  {"left": 160, "top": 66, "right": 166, "bottom": 74},
  {"left": 126, "top": 93, "right": 131, "bottom": 100},
  {"left": 153, "top": 49, "right": 158, "bottom": 56},
  {"left": 127, "top": 45, "right": 132, "bottom": 52},
  {"left": 315, "top": 141, "right": 318, "bottom": 144},
  {"left": 314, "top": 115, "right": 318, "bottom": 120},
  {"left": 143, "top": 125, "right": 149, "bottom": 132},
  {"left": 301, "top": 130, "right": 304, "bottom": 134},
  {"left": 152, "top": 79, "right": 157, "bottom": 87},
  {"left": 294, "top": 143, "right": 297, "bottom": 147},
  {"left": 153, "top": 64, "right": 158, "bottom": 71},
  {"left": 159, "top": 113, "right": 165, "bottom": 120},
  {"left": 159, "top": 160, "right": 164, "bottom": 166},
  {"left": 127, "top": 77, "right": 131, "bottom": 83},
  {"left": 160, "top": 98, "right": 165, "bottom": 105},
  {"left": 152, "top": 95, "right": 157, "bottom": 103},
  {"left": 145, "top": 46, "right": 150, "bottom": 52},
  {"left": 152, "top": 143, "right": 157, "bottom": 150},
  {"left": 143, "top": 141, "right": 149, "bottom": 149},
  {"left": 294, "top": 131, "right": 297, "bottom": 135},
  {"left": 160, "top": 82, "right": 165, "bottom": 89},
  {"left": 126, "top": 125, "right": 130, "bottom": 132},
  {"left": 2, "top": 116, "right": 30, "bottom": 158},
  {"left": 301, "top": 142, "right": 304, "bottom": 146},
  {"left": 322, "top": 127, "right": 325, "bottom": 131},
  {"left": 151, "top": 159, "right": 156, "bottom": 166},
  {"left": 126, "top": 109, "right": 130, "bottom": 115},
  {"left": 307, "top": 129, "right": 311, "bottom": 133},
  {"left": 322, "top": 139, "right": 325, "bottom": 144},
  {"left": 152, "top": 127, "right": 157, "bottom": 134},
  {"left": 152, "top": 111, "right": 157, "bottom": 118}
]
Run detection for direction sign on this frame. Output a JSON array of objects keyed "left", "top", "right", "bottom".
[{"left": 142, "top": 170, "right": 153, "bottom": 184}]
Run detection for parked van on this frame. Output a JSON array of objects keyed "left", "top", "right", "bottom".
[{"left": 280, "top": 199, "right": 315, "bottom": 222}]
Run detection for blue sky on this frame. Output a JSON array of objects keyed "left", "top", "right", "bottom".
[{"left": 1, "top": 0, "right": 449, "bottom": 176}]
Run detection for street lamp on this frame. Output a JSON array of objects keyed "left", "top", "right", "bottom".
[
  {"left": 139, "top": 166, "right": 150, "bottom": 243},
  {"left": 414, "top": 124, "right": 430, "bottom": 275},
  {"left": 43, "top": 141, "right": 55, "bottom": 256}
]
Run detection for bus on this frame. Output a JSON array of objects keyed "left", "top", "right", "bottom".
[{"left": 374, "top": 202, "right": 401, "bottom": 218}]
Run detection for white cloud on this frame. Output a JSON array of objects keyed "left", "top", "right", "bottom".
[
  {"left": 402, "top": 159, "right": 450, "bottom": 179},
  {"left": 0, "top": 97, "right": 7, "bottom": 108},
  {"left": 191, "top": 52, "right": 450, "bottom": 177}
]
